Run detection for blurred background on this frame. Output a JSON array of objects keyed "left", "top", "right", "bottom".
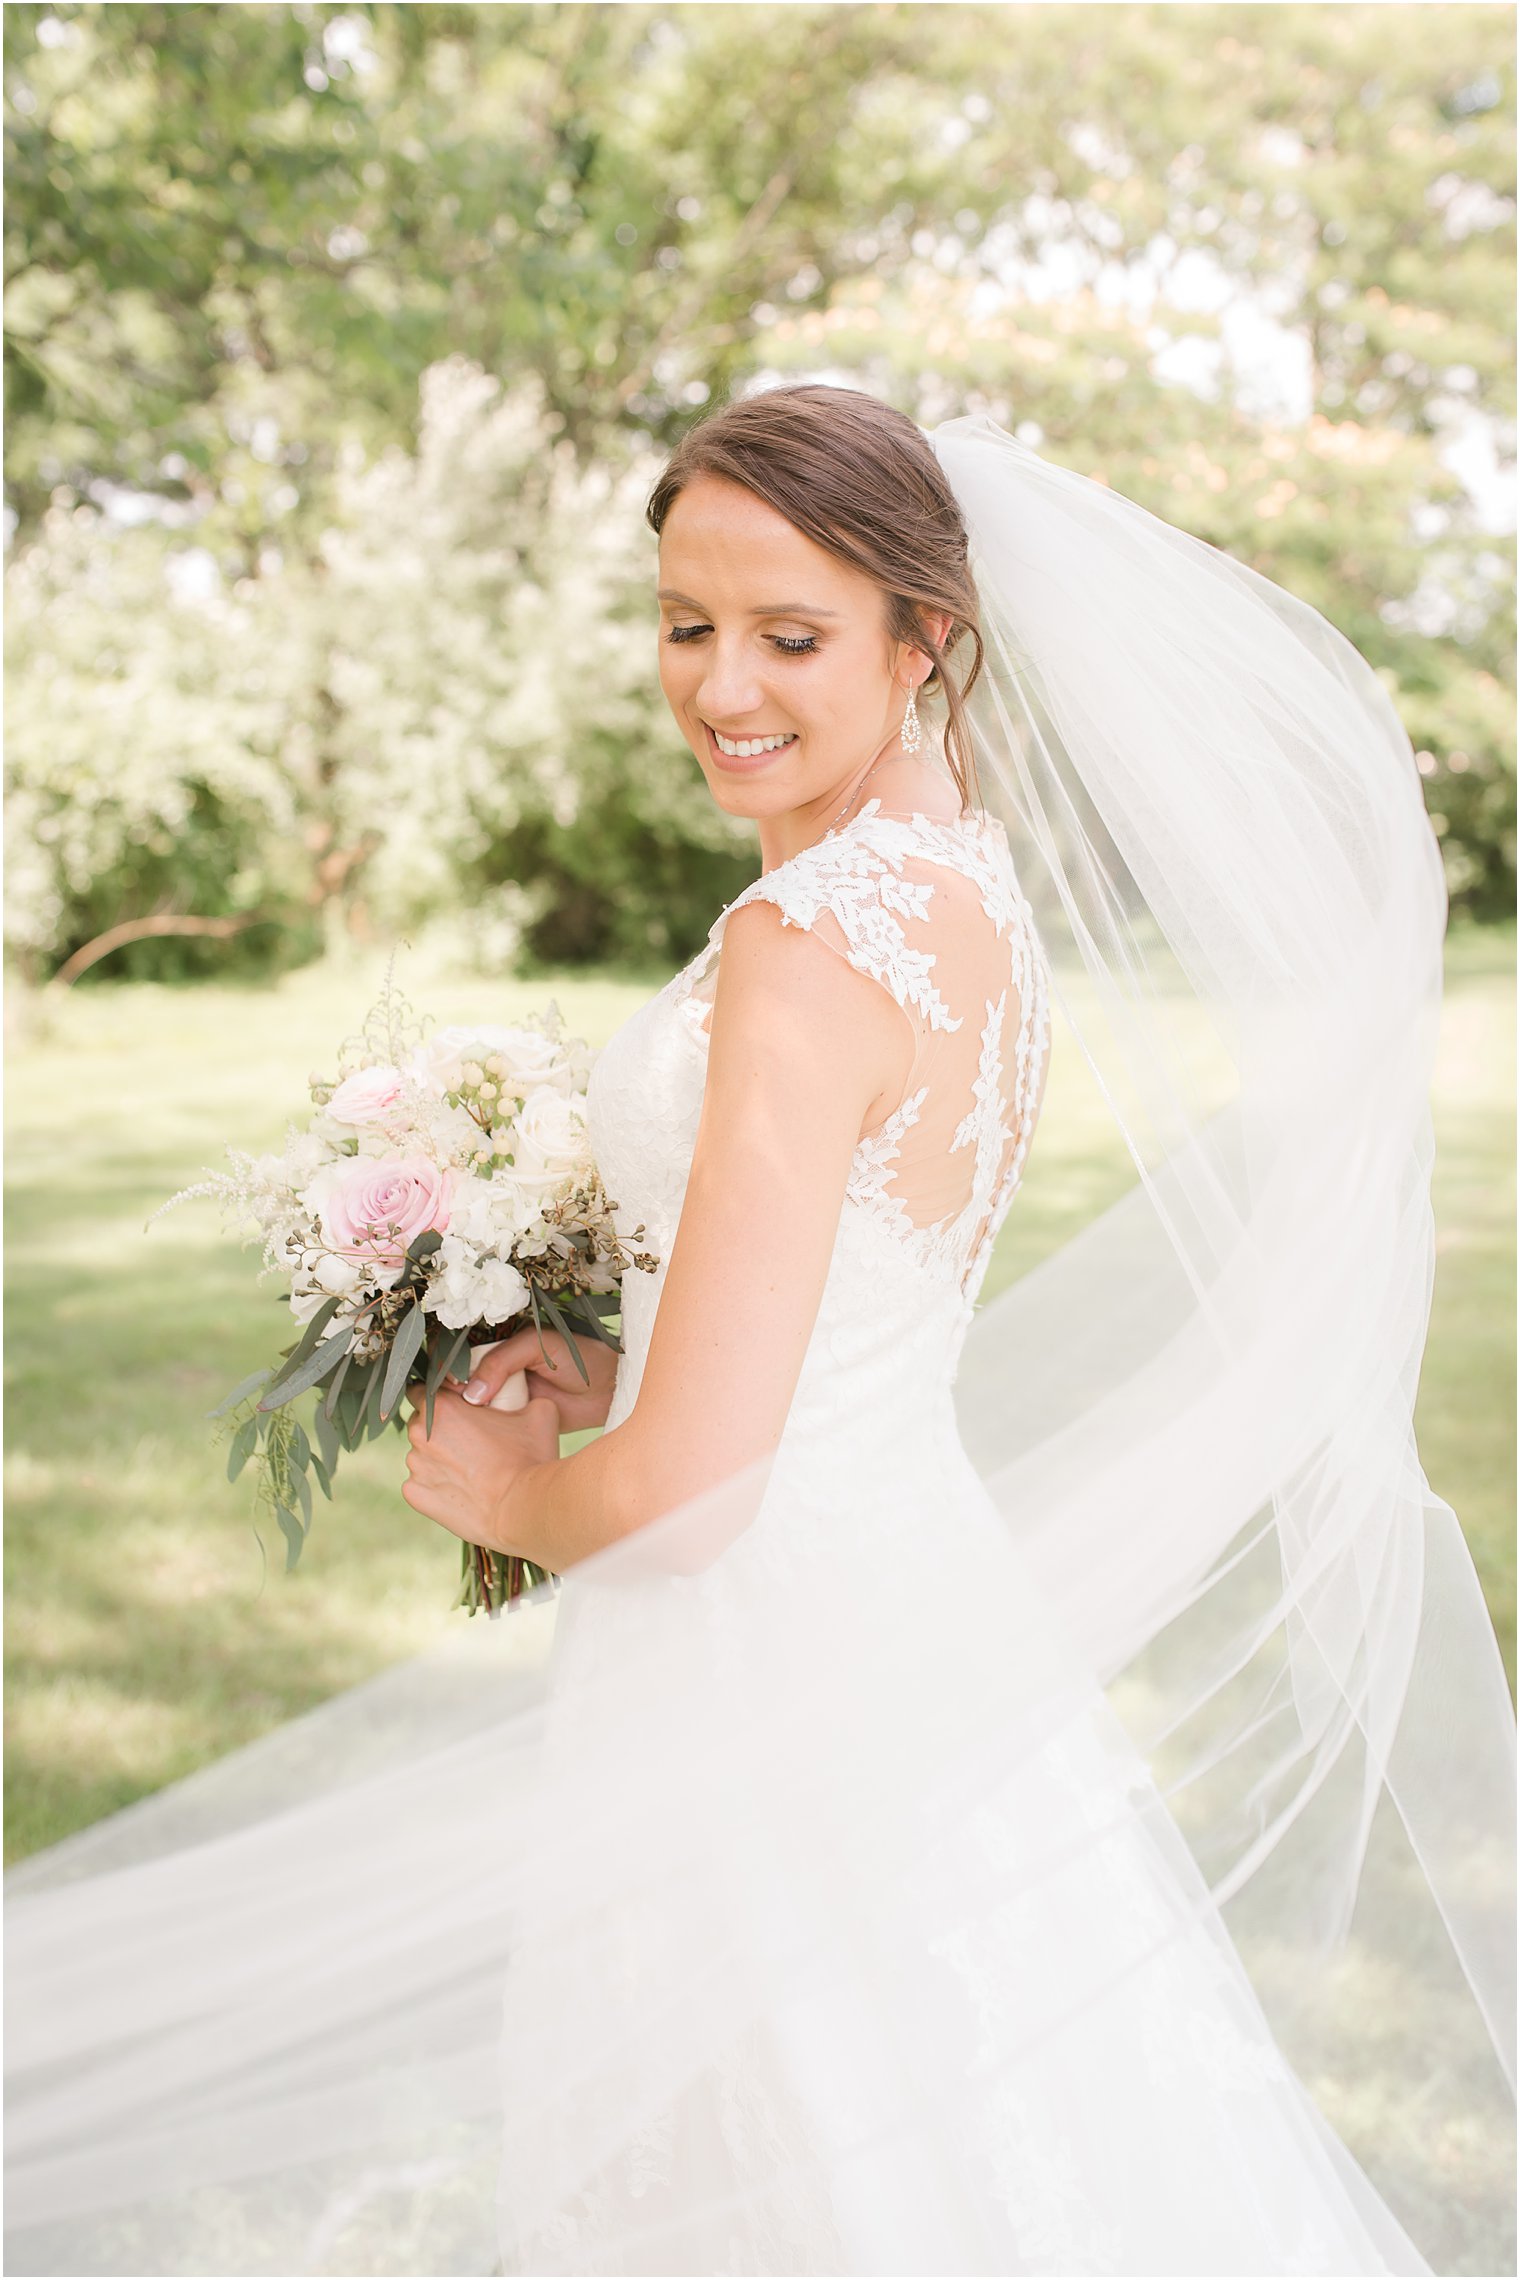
[{"left": 5, "top": 3, "right": 1514, "bottom": 1865}]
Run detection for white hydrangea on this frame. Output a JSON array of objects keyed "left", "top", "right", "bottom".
[
  {"left": 449, "top": 1172, "right": 543, "bottom": 1247},
  {"left": 426, "top": 1237, "right": 530, "bottom": 1332}
]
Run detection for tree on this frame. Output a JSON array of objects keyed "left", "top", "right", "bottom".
[{"left": 5, "top": 2, "right": 1513, "bottom": 956}]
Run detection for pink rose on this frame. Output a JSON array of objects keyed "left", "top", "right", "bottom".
[
  {"left": 306, "top": 1155, "right": 455, "bottom": 1268},
  {"left": 327, "top": 1066, "right": 406, "bottom": 1129}
]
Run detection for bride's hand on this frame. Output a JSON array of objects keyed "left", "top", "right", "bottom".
[
  {"left": 459, "top": 1326, "right": 621, "bottom": 1433},
  {"left": 401, "top": 1382, "right": 560, "bottom": 1554}
]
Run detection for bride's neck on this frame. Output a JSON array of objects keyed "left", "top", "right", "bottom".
[{"left": 759, "top": 746, "right": 959, "bottom": 872}]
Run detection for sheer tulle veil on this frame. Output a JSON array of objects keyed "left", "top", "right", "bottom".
[
  {"left": 5, "top": 411, "right": 1514, "bottom": 2276},
  {"left": 930, "top": 411, "right": 1515, "bottom": 2193}
]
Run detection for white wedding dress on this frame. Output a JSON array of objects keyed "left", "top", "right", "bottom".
[
  {"left": 3, "top": 796, "right": 1497, "bottom": 2276},
  {"left": 490, "top": 797, "right": 1429, "bottom": 2276}
]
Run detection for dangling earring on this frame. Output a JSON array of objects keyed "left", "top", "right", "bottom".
[{"left": 900, "top": 678, "right": 925, "bottom": 754}]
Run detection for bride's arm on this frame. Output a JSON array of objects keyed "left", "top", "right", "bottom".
[{"left": 402, "top": 900, "right": 913, "bottom": 1569}]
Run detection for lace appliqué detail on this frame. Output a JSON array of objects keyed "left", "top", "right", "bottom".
[
  {"left": 664, "top": 802, "right": 1052, "bottom": 1308},
  {"left": 845, "top": 1085, "right": 928, "bottom": 1248},
  {"left": 720, "top": 815, "right": 962, "bottom": 1037},
  {"left": 959, "top": 910, "right": 1053, "bottom": 1301}
]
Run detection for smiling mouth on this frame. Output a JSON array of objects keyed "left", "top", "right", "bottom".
[{"left": 705, "top": 726, "right": 799, "bottom": 759}]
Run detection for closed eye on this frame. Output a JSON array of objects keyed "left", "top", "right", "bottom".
[{"left": 664, "top": 625, "right": 819, "bottom": 656}]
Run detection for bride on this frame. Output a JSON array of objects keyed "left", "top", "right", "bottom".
[{"left": 6, "top": 386, "right": 1514, "bottom": 2277}]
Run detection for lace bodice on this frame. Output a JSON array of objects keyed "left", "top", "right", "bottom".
[{"left": 586, "top": 800, "right": 1051, "bottom": 1452}]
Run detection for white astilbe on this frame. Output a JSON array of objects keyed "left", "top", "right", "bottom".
[{"left": 151, "top": 1137, "right": 327, "bottom": 1282}]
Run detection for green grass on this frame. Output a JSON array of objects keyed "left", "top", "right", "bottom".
[
  {"left": 1410, "top": 923, "right": 1517, "bottom": 1684},
  {"left": 5, "top": 925, "right": 1513, "bottom": 1861}
]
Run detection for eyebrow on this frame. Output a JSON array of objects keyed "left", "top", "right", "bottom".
[{"left": 657, "top": 589, "right": 842, "bottom": 618}]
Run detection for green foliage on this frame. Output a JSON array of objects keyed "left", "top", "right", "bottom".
[
  {"left": 303, "top": 360, "right": 758, "bottom": 965},
  {"left": 3, "top": 502, "right": 322, "bottom": 978},
  {"left": 4, "top": 3, "right": 1513, "bottom": 959}
]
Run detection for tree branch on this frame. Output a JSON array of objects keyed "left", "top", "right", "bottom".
[{"left": 47, "top": 912, "right": 266, "bottom": 988}]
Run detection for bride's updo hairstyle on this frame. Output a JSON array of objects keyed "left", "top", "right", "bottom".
[{"left": 646, "top": 384, "right": 985, "bottom": 812}]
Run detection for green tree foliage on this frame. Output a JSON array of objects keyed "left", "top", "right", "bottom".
[
  {"left": 3, "top": 498, "right": 320, "bottom": 981},
  {"left": 4, "top": 2, "right": 1513, "bottom": 979},
  {"left": 295, "top": 360, "right": 756, "bottom": 968},
  {"left": 5, "top": 364, "right": 755, "bottom": 975}
]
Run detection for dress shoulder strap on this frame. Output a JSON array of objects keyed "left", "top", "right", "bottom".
[{"left": 708, "top": 804, "right": 968, "bottom": 1034}]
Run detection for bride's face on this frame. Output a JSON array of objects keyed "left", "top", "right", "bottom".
[{"left": 657, "top": 473, "right": 918, "bottom": 825}]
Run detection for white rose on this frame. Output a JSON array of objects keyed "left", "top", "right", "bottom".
[
  {"left": 308, "top": 1109, "right": 360, "bottom": 1151},
  {"left": 487, "top": 1029, "right": 576, "bottom": 1095},
  {"left": 326, "top": 1065, "right": 406, "bottom": 1130},
  {"left": 297, "top": 1159, "right": 351, "bottom": 1229},
  {"left": 510, "top": 1086, "right": 591, "bottom": 1190}
]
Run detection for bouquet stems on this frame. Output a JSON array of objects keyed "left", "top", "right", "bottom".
[{"left": 457, "top": 1539, "right": 560, "bottom": 1620}]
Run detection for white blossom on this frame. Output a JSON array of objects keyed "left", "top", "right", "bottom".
[
  {"left": 426, "top": 1237, "right": 530, "bottom": 1331},
  {"left": 512, "top": 1085, "right": 593, "bottom": 1190}
]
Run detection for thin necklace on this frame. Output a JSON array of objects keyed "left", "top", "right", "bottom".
[{"left": 825, "top": 753, "right": 885, "bottom": 836}]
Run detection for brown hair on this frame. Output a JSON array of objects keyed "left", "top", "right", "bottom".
[{"left": 645, "top": 385, "right": 984, "bottom": 812}]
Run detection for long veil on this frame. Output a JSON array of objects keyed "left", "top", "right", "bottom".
[
  {"left": 934, "top": 411, "right": 1516, "bottom": 2235},
  {"left": 5, "top": 414, "right": 1514, "bottom": 2278}
]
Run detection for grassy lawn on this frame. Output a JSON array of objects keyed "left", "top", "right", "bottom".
[{"left": 5, "top": 924, "right": 1513, "bottom": 1862}]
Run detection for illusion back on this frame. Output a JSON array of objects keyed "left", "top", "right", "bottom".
[{"left": 587, "top": 799, "right": 1051, "bottom": 1466}]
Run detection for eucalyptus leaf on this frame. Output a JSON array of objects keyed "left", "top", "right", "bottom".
[
  {"left": 538, "top": 1294, "right": 591, "bottom": 1385},
  {"left": 264, "top": 1297, "right": 341, "bottom": 1394},
  {"left": 312, "top": 1397, "right": 340, "bottom": 1474},
  {"left": 335, "top": 1362, "right": 371, "bottom": 1443},
  {"left": 423, "top": 1323, "right": 469, "bottom": 1438},
  {"left": 226, "top": 1415, "right": 259, "bottom": 1482},
  {"left": 310, "top": 1452, "right": 334, "bottom": 1501},
  {"left": 364, "top": 1356, "right": 391, "bottom": 1440},
  {"left": 258, "top": 1325, "right": 352, "bottom": 1412},
  {"left": 380, "top": 1302, "right": 427, "bottom": 1421},
  {"left": 322, "top": 1351, "right": 353, "bottom": 1429},
  {"left": 574, "top": 1305, "right": 622, "bottom": 1352},
  {"left": 275, "top": 1505, "right": 305, "bottom": 1573},
  {"left": 207, "top": 1368, "right": 273, "bottom": 1421}
]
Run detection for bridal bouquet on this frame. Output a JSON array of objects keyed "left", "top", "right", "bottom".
[{"left": 156, "top": 969, "right": 656, "bottom": 1615}]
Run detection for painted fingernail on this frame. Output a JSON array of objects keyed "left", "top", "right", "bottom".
[{"left": 462, "top": 1381, "right": 490, "bottom": 1405}]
